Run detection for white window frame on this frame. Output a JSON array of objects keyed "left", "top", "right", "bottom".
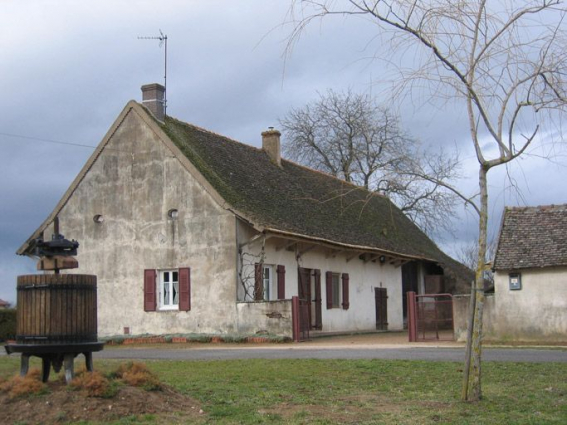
[
  {"left": 159, "top": 270, "right": 179, "bottom": 310},
  {"left": 262, "top": 265, "right": 276, "bottom": 301}
]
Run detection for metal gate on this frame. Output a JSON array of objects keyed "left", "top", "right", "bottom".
[
  {"left": 292, "top": 296, "right": 310, "bottom": 342},
  {"left": 407, "top": 291, "right": 454, "bottom": 342}
]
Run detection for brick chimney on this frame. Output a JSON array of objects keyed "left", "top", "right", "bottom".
[
  {"left": 261, "top": 127, "right": 281, "bottom": 166},
  {"left": 141, "top": 83, "right": 165, "bottom": 122}
]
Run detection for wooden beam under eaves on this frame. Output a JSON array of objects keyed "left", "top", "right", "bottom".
[
  {"left": 276, "top": 241, "right": 297, "bottom": 252},
  {"left": 238, "top": 233, "right": 271, "bottom": 250},
  {"left": 298, "top": 244, "right": 316, "bottom": 255},
  {"left": 364, "top": 254, "right": 380, "bottom": 264},
  {"left": 390, "top": 258, "right": 409, "bottom": 268},
  {"left": 346, "top": 252, "right": 362, "bottom": 263},
  {"left": 325, "top": 249, "right": 344, "bottom": 258}
]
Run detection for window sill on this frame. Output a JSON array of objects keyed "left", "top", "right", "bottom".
[{"left": 158, "top": 307, "right": 179, "bottom": 312}]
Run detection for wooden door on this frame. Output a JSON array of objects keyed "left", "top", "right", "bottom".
[
  {"left": 424, "top": 275, "right": 444, "bottom": 294},
  {"left": 375, "top": 287, "right": 388, "bottom": 330},
  {"left": 313, "top": 270, "right": 322, "bottom": 330},
  {"left": 298, "top": 268, "right": 312, "bottom": 328}
]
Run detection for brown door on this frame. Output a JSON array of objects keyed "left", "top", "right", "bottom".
[
  {"left": 424, "top": 275, "right": 444, "bottom": 293},
  {"left": 313, "top": 270, "right": 322, "bottom": 330},
  {"left": 298, "top": 268, "right": 312, "bottom": 328},
  {"left": 375, "top": 287, "right": 388, "bottom": 330}
]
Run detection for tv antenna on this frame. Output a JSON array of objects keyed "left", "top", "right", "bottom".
[{"left": 138, "top": 30, "right": 168, "bottom": 116}]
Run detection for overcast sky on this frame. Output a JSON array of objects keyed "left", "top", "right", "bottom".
[{"left": 1, "top": 1, "right": 565, "bottom": 303}]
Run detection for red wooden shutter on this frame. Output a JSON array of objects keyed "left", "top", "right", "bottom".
[
  {"left": 254, "top": 263, "right": 263, "bottom": 301},
  {"left": 179, "top": 267, "right": 191, "bottom": 311},
  {"left": 276, "top": 265, "right": 286, "bottom": 299},
  {"left": 314, "top": 269, "right": 322, "bottom": 329},
  {"left": 342, "top": 273, "right": 350, "bottom": 310},
  {"left": 144, "top": 269, "right": 157, "bottom": 311},
  {"left": 325, "top": 271, "right": 333, "bottom": 309}
]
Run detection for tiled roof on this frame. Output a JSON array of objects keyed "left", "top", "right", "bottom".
[
  {"left": 162, "top": 115, "right": 470, "bottom": 279},
  {"left": 0, "top": 299, "right": 10, "bottom": 307},
  {"left": 494, "top": 204, "right": 567, "bottom": 270}
]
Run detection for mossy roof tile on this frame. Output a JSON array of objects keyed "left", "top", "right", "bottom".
[{"left": 162, "top": 116, "right": 468, "bottom": 278}]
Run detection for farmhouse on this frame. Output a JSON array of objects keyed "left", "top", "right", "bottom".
[
  {"left": 491, "top": 205, "right": 567, "bottom": 342},
  {"left": 18, "top": 84, "right": 470, "bottom": 339}
]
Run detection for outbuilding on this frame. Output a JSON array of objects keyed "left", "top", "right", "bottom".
[{"left": 491, "top": 204, "right": 567, "bottom": 342}]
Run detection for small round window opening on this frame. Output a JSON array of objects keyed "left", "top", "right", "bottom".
[
  {"left": 168, "top": 209, "right": 179, "bottom": 220},
  {"left": 93, "top": 214, "right": 104, "bottom": 224}
]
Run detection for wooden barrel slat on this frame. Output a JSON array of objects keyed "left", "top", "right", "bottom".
[{"left": 16, "top": 274, "right": 97, "bottom": 344}]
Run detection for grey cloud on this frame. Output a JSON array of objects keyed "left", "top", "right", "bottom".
[{"left": 1, "top": 1, "right": 565, "bottom": 303}]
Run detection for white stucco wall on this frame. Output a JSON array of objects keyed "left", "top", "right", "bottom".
[
  {"left": 236, "top": 301, "right": 293, "bottom": 337},
  {"left": 237, "top": 226, "right": 404, "bottom": 333},
  {"left": 46, "top": 109, "right": 239, "bottom": 337},
  {"left": 492, "top": 267, "right": 567, "bottom": 341},
  {"left": 453, "top": 294, "right": 497, "bottom": 342}
]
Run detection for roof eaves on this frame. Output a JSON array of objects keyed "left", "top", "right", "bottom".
[{"left": 264, "top": 227, "right": 435, "bottom": 262}]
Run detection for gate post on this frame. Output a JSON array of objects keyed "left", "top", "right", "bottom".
[
  {"left": 407, "top": 291, "right": 417, "bottom": 342},
  {"left": 291, "top": 296, "right": 300, "bottom": 342}
]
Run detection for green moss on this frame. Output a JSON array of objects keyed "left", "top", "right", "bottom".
[{"left": 159, "top": 114, "right": 471, "bottom": 285}]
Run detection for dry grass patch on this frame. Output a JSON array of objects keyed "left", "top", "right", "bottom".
[
  {"left": 0, "top": 361, "right": 204, "bottom": 424},
  {"left": 70, "top": 368, "right": 116, "bottom": 398},
  {"left": 112, "top": 360, "right": 162, "bottom": 390},
  {"left": 0, "top": 368, "right": 47, "bottom": 399}
]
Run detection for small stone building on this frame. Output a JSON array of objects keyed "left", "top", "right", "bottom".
[
  {"left": 492, "top": 204, "right": 567, "bottom": 342},
  {"left": 17, "top": 84, "right": 470, "bottom": 339}
]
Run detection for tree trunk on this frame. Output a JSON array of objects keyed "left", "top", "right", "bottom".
[
  {"left": 462, "top": 165, "right": 489, "bottom": 401},
  {"left": 461, "top": 277, "right": 476, "bottom": 399}
]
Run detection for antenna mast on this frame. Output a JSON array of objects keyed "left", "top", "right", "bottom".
[{"left": 138, "top": 30, "right": 168, "bottom": 116}]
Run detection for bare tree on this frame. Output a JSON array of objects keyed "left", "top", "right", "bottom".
[
  {"left": 280, "top": 89, "right": 459, "bottom": 235},
  {"left": 287, "top": 0, "right": 567, "bottom": 401},
  {"left": 457, "top": 239, "right": 495, "bottom": 288},
  {"left": 238, "top": 238, "right": 267, "bottom": 301}
]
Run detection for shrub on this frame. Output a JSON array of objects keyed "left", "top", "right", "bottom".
[
  {"left": 222, "top": 335, "right": 248, "bottom": 343},
  {"left": 0, "top": 309, "right": 16, "bottom": 342},
  {"left": 112, "top": 361, "right": 162, "bottom": 391},
  {"left": 0, "top": 368, "right": 47, "bottom": 399},
  {"left": 70, "top": 369, "right": 116, "bottom": 398},
  {"left": 187, "top": 334, "right": 212, "bottom": 343}
]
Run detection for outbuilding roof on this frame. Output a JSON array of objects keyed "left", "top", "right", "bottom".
[{"left": 494, "top": 204, "right": 567, "bottom": 270}]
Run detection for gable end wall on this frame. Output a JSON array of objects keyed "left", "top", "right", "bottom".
[{"left": 45, "top": 110, "right": 238, "bottom": 337}]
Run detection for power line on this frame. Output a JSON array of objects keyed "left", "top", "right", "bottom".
[
  {"left": 0, "top": 131, "right": 129, "bottom": 154},
  {"left": 0, "top": 131, "right": 98, "bottom": 149}
]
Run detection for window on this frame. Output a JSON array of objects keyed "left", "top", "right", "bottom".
[
  {"left": 254, "top": 263, "right": 286, "bottom": 301},
  {"left": 160, "top": 270, "right": 179, "bottom": 310},
  {"left": 331, "top": 273, "right": 341, "bottom": 308},
  {"left": 144, "top": 268, "right": 191, "bottom": 312},
  {"left": 263, "top": 265, "right": 274, "bottom": 300},
  {"left": 326, "top": 271, "right": 350, "bottom": 310}
]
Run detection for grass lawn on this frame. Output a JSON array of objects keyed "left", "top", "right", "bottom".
[{"left": 0, "top": 356, "right": 565, "bottom": 424}]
